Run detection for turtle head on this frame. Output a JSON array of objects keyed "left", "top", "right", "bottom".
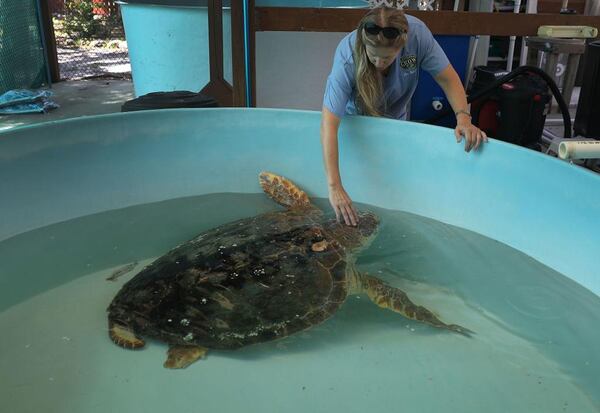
[{"left": 325, "top": 211, "right": 380, "bottom": 251}]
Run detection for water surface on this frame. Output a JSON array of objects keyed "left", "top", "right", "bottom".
[{"left": 1, "top": 193, "right": 598, "bottom": 413}]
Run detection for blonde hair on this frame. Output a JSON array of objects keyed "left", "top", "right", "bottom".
[{"left": 353, "top": 7, "right": 408, "bottom": 117}]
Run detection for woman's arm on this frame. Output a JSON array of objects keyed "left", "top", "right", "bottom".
[
  {"left": 321, "top": 107, "right": 358, "bottom": 226},
  {"left": 434, "top": 64, "right": 487, "bottom": 152}
]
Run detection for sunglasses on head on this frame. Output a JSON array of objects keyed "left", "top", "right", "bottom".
[{"left": 363, "top": 22, "right": 405, "bottom": 39}]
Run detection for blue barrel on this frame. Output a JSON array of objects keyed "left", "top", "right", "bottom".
[
  {"left": 118, "top": 0, "right": 232, "bottom": 97},
  {"left": 410, "top": 35, "right": 470, "bottom": 127}
]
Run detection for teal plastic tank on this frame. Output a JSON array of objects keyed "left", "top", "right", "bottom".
[
  {"left": 2, "top": 109, "right": 598, "bottom": 292},
  {"left": 1, "top": 109, "right": 599, "bottom": 413},
  {"left": 118, "top": 1, "right": 232, "bottom": 97}
]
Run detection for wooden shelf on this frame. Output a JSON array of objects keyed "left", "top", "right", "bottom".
[{"left": 255, "top": 8, "right": 600, "bottom": 37}]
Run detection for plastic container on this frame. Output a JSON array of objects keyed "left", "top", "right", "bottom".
[
  {"left": 410, "top": 35, "right": 470, "bottom": 127},
  {"left": 574, "top": 41, "right": 600, "bottom": 138},
  {"left": 118, "top": 0, "right": 232, "bottom": 97},
  {"left": 121, "top": 91, "right": 218, "bottom": 112},
  {"left": 559, "top": 140, "right": 600, "bottom": 160}
]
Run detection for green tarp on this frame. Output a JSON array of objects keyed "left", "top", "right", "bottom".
[{"left": 0, "top": 0, "right": 48, "bottom": 94}]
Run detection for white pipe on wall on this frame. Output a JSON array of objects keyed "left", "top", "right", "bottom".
[
  {"left": 559, "top": 140, "right": 600, "bottom": 160},
  {"left": 506, "top": 0, "right": 522, "bottom": 71},
  {"left": 468, "top": 0, "right": 493, "bottom": 69},
  {"left": 519, "top": 0, "right": 538, "bottom": 66},
  {"left": 465, "top": 35, "right": 480, "bottom": 86},
  {"left": 585, "top": 0, "right": 600, "bottom": 15}
]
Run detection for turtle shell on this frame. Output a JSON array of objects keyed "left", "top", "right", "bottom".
[{"left": 107, "top": 209, "right": 349, "bottom": 350}]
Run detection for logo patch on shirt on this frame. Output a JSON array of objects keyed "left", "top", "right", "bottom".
[{"left": 400, "top": 55, "right": 417, "bottom": 70}]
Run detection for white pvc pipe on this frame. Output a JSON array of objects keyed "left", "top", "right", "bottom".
[
  {"left": 506, "top": 40, "right": 516, "bottom": 71},
  {"left": 506, "top": 0, "right": 522, "bottom": 71},
  {"left": 465, "top": 35, "right": 480, "bottom": 86},
  {"left": 559, "top": 140, "right": 600, "bottom": 160},
  {"left": 454, "top": 0, "right": 460, "bottom": 11},
  {"left": 545, "top": 117, "right": 575, "bottom": 126},
  {"left": 519, "top": 0, "right": 537, "bottom": 66},
  {"left": 586, "top": 0, "right": 600, "bottom": 15}
]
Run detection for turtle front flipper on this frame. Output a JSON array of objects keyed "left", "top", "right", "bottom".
[
  {"left": 359, "top": 273, "right": 473, "bottom": 337},
  {"left": 109, "top": 322, "right": 146, "bottom": 349},
  {"left": 259, "top": 172, "right": 312, "bottom": 210},
  {"left": 164, "top": 345, "right": 208, "bottom": 369}
]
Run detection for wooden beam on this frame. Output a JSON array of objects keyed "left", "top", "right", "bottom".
[
  {"left": 231, "top": 0, "right": 246, "bottom": 106},
  {"left": 254, "top": 8, "right": 600, "bottom": 37},
  {"left": 249, "top": 0, "right": 256, "bottom": 107},
  {"left": 200, "top": 79, "right": 233, "bottom": 106},
  {"left": 38, "top": 0, "right": 60, "bottom": 82},
  {"left": 207, "top": 0, "right": 224, "bottom": 80}
]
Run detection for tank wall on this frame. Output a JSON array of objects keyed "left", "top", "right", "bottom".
[
  {"left": 120, "top": 4, "right": 232, "bottom": 97},
  {"left": 0, "top": 109, "right": 598, "bottom": 295}
]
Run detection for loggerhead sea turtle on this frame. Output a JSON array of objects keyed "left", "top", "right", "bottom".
[{"left": 107, "top": 172, "right": 471, "bottom": 369}]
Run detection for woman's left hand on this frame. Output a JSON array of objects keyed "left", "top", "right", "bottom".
[{"left": 455, "top": 118, "right": 488, "bottom": 152}]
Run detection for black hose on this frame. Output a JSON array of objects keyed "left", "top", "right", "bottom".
[{"left": 423, "top": 65, "right": 572, "bottom": 140}]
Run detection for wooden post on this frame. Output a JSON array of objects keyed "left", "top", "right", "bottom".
[
  {"left": 38, "top": 0, "right": 61, "bottom": 82},
  {"left": 202, "top": 0, "right": 252, "bottom": 107}
]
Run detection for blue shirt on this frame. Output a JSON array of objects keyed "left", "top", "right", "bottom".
[{"left": 323, "top": 15, "right": 450, "bottom": 120}]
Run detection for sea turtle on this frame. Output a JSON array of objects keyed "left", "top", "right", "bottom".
[{"left": 107, "top": 172, "right": 471, "bottom": 369}]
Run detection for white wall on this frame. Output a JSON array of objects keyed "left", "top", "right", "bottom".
[
  {"left": 468, "top": 0, "right": 493, "bottom": 70},
  {"left": 256, "top": 31, "right": 348, "bottom": 110}
]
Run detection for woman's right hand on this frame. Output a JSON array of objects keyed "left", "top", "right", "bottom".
[{"left": 328, "top": 183, "right": 359, "bottom": 226}]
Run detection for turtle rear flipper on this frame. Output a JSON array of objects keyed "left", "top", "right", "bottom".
[
  {"left": 259, "top": 172, "right": 312, "bottom": 210},
  {"left": 109, "top": 322, "right": 146, "bottom": 349},
  {"left": 164, "top": 345, "right": 208, "bottom": 369},
  {"left": 360, "top": 274, "right": 473, "bottom": 337}
]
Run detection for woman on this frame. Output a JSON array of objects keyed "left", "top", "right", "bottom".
[{"left": 321, "top": 5, "right": 487, "bottom": 226}]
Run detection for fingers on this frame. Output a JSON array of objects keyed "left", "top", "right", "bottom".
[
  {"left": 329, "top": 188, "right": 359, "bottom": 226},
  {"left": 347, "top": 204, "right": 359, "bottom": 227},
  {"left": 473, "top": 132, "right": 483, "bottom": 150},
  {"left": 333, "top": 205, "right": 341, "bottom": 223},
  {"left": 338, "top": 202, "right": 358, "bottom": 226},
  {"left": 458, "top": 126, "right": 487, "bottom": 152},
  {"left": 340, "top": 205, "right": 352, "bottom": 226},
  {"left": 472, "top": 128, "right": 487, "bottom": 151},
  {"left": 464, "top": 128, "right": 474, "bottom": 152},
  {"left": 455, "top": 127, "right": 462, "bottom": 143},
  {"left": 473, "top": 127, "right": 488, "bottom": 150}
]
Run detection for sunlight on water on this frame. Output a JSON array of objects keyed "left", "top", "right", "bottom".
[{"left": 1, "top": 193, "right": 599, "bottom": 413}]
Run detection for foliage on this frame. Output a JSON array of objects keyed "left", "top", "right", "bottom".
[{"left": 62, "top": 0, "right": 122, "bottom": 41}]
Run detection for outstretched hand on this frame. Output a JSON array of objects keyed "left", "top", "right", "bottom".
[
  {"left": 328, "top": 183, "right": 358, "bottom": 226},
  {"left": 455, "top": 119, "right": 488, "bottom": 152}
]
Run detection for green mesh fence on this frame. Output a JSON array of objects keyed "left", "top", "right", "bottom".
[
  {"left": 0, "top": 0, "right": 48, "bottom": 94},
  {"left": 55, "top": 1, "right": 130, "bottom": 80}
]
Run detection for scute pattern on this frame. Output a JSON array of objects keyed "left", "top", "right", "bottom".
[{"left": 108, "top": 210, "right": 349, "bottom": 350}]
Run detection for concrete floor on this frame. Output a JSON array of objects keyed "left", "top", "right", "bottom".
[
  {"left": 0, "top": 80, "right": 580, "bottom": 133},
  {"left": 0, "top": 79, "right": 134, "bottom": 132}
]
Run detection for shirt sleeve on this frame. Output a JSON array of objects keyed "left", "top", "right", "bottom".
[
  {"left": 418, "top": 24, "right": 451, "bottom": 77},
  {"left": 323, "top": 38, "right": 355, "bottom": 118}
]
